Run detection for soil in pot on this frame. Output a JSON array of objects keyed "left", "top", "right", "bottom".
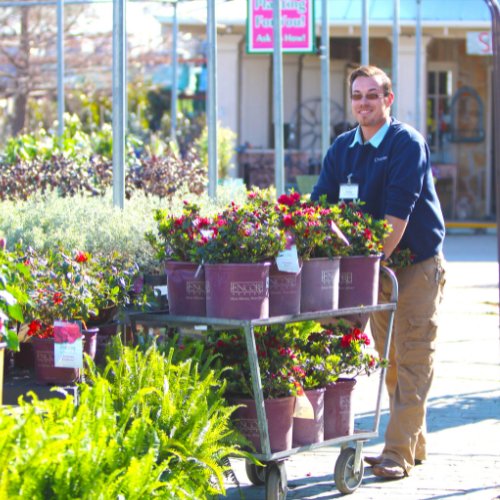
[
  {"left": 301, "top": 257, "right": 341, "bottom": 313},
  {"left": 324, "top": 378, "right": 357, "bottom": 439},
  {"left": 338, "top": 255, "right": 381, "bottom": 330},
  {"left": 205, "top": 263, "right": 270, "bottom": 320},
  {"left": 269, "top": 262, "right": 302, "bottom": 317},
  {"left": 230, "top": 396, "right": 295, "bottom": 453},
  {"left": 292, "top": 388, "right": 325, "bottom": 447},
  {"left": 164, "top": 261, "right": 206, "bottom": 317}
]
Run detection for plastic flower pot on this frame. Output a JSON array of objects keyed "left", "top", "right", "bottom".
[
  {"left": 230, "top": 396, "right": 295, "bottom": 453},
  {"left": 14, "top": 341, "right": 35, "bottom": 369},
  {"left": 269, "top": 262, "right": 302, "bottom": 317},
  {"left": 339, "top": 255, "right": 381, "bottom": 330},
  {"left": 32, "top": 330, "right": 97, "bottom": 386},
  {"left": 205, "top": 262, "right": 271, "bottom": 320},
  {"left": 33, "top": 337, "right": 80, "bottom": 386},
  {"left": 324, "top": 378, "right": 357, "bottom": 440},
  {"left": 95, "top": 321, "right": 119, "bottom": 366},
  {"left": 300, "top": 257, "right": 341, "bottom": 313},
  {"left": 86, "top": 304, "right": 118, "bottom": 327},
  {"left": 164, "top": 261, "right": 206, "bottom": 317},
  {"left": 292, "top": 388, "right": 326, "bottom": 447}
]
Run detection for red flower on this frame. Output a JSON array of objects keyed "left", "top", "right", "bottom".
[
  {"left": 247, "top": 192, "right": 257, "bottom": 199},
  {"left": 340, "top": 334, "right": 353, "bottom": 348},
  {"left": 53, "top": 292, "right": 63, "bottom": 305},
  {"left": 410, "top": 254, "right": 415, "bottom": 260},
  {"left": 75, "top": 252, "right": 88, "bottom": 263},
  {"left": 363, "top": 228, "right": 372, "bottom": 241},
  {"left": 283, "top": 215, "right": 296, "bottom": 227}
]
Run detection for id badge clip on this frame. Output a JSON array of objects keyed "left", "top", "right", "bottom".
[{"left": 339, "top": 174, "right": 359, "bottom": 200}]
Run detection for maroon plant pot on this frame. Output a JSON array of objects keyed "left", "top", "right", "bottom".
[
  {"left": 324, "top": 378, "right": 357, "bottom": 440},
  {"left": 14, "top": 341, "right": 35, "bottom": 369},
  {"left": 164, "top": 261, "right": 207, "bottom": 317},
  {"left": 292, "top": 388, "right": 325, "bottom": 447},
  {"left": 33, "top": 337, "right": 80, "bottom": 386},
  {"left": 300, "top": 257, "right": 341, "bottom": 313},
  {"left": 230, "top": 396, "right": 295, "bottom": 453},
  {"left": 339, "top": 255, "right": 381, "bottom": 330},
  {"left": 83, "top": 329, "right": 98, "bottom": 361},
  {"left": 269, "top": 262, "right": 302, "bottom": 317},
  {"left": 205, "top": 262, "right": 271, "bottom": 320},
  {"left": 86, "top": 305, "right": 119, "bottom": 327},
  {"left": 94, "top": 322, "right": 119, "bottom": 366}
]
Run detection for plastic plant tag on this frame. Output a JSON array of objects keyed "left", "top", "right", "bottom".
[
  {"left": 292, "top": 384, "right": 314, "bottom": 419},
  {"left": 154, "top": 285, "right": 168, "bottom": 297},
  {"left": 276, "top": 231, "right": 300, "bottom": 273},
  {"left": 194, "top": 259, "right": 204, "bottom": 278},
  {"left": 330, "top": 220, "right": 350, "bottom": 246},
  {"left": 54, "top": 320, "right": 83, "bottom": 369}
]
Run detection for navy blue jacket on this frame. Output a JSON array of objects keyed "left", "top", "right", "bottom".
[{"left": 310, "top": 118, "right": 445, "bottom": 264}]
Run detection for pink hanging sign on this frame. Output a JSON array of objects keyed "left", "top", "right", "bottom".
[{"left": 247, "top": 0, "right": 315, "bottom": 54}]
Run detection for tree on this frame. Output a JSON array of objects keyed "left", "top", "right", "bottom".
[{"left": 0, "top": 1, "right": 87, "bottom": 136}]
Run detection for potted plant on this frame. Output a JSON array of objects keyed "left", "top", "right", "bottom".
[
  {"left": 196, "top": 201, "right": 286, "bottom": 320},
  {"left": 21, "top": 248, "right": 107, "bottom": 384},
  {"left": 207, "top": 324, "right": 305, "bottom": 453},
  {"left": 148, "top": 201, "right": 208, "bottom": 317},
  {"left": 0, "top": 239, "right": 30, "bottom": 402},
  {"left": 336, "top": 200, "right": 392, "bottom": 328},
  {"left": 319, "top": 320, "right": 387, "bottom": 439}
]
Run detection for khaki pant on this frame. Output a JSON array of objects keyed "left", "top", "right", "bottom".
[{"left": 370, "top": 253, "right": 446, "bottom": 475}]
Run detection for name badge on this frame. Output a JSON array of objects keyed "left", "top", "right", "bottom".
[{"left": 339, "top": 183, "right": 359, "bottom": 200}]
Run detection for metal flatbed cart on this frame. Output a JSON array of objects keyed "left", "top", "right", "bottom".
[{"left": 129, "top": 266, "right": 398, "bottom": 498}]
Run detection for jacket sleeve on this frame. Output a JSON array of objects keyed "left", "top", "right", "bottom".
[
  {"left": 310, "top": 144, "right": 340, "bottom": 204},
  {"left": 385, "top": 131, "right": 428, "bottom": 221}
]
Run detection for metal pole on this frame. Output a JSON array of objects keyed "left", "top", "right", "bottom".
[
  {"left": 170, "top": 0, "right": 178, "bottom": 143},
  {"left": 361, "top": 0, "right": 369, "bottom": 66},
  {"left": 57, "top": 0, "right": 64, "bottom": 136},
  {"left": 207, "top": 0, "right": 218, "bottom": 197},
  {"left": 392, "top": 0, "right": 399, "bottom": 119},
  {"left": 273, "top": 0, "right": 284, "bottom": 196},
  {"left": 321, "top": 0, "right": 330, "bottom": 160},
  {"left": 112, "top": 0, "right": 126, "bottom": 209},
  {"left": 415, "top": 0, "right": 422, "bottom": 132}
]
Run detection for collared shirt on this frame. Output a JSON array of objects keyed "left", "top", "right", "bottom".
[{"left": 349, "top": 120, "right": 390, "bottom": 149}]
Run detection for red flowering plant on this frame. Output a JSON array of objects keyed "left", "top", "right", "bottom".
[
  {"left": 272, "top": 191, "right": 349, "bottom": 260},
  {"left": 335, "top": 199, "right": 392, "bottom": 257},
  {"left": 195, "top": 201, "right": 286, "bottom": 264},
  {"left": 206, "top": 321, "right": 321, "bottom": 399},
  {"left": 20, "top": 248, "right": 132, "bottom": 338},
  {"left": 319, "top": 319, "right": 388, "bottom": 377},
  {"left": 383, "top": 246, "right": 415, "bottom": 270},
  {"left": 147, "top": 201, "right": 206, "bottom": 263}
]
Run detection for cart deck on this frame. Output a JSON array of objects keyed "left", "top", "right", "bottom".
[{"left": 127, "top": 266, "right": 398, "bottom": 497}]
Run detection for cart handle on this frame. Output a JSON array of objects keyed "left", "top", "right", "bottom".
[{"left": 380, "top": 265, "right": 399, "bottom": 305}]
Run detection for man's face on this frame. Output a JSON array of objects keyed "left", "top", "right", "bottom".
[{"left": 351, "top": 75, "right": 394, "bottom": 128}]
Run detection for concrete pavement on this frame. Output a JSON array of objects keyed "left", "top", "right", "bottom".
[{"left": 222, "top": 233, "right": 500, "bottom": 500}]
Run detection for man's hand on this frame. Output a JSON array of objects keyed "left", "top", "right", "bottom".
[{"left": 383, "top": 215, "right": 408, "bottom": 260}]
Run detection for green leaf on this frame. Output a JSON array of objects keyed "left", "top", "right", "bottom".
[
  {"left": 7, "top": 303, "right": 24, "bottom": 323},
  {"left": 4, "top": 328, "right": 19, "bottom": 350}
]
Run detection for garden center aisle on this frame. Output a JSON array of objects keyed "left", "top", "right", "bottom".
[{"left": 223, "top": 233, "right": 500, "bottom": 500}]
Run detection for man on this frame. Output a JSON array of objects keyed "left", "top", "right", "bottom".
[{"left": 311, "top": 66, "right": 446, "bottom": 479}]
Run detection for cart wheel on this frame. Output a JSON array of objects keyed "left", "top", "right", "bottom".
[
  {"left": 245, "top": 460, "right": 266, "bottom": 486},
  {"left": 334, "top": 447, "right": 364, "bottom": 495},
  {"left": 265, "top": 464, "right": 287, "bottom": 500}
]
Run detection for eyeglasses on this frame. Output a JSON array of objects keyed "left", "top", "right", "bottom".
[{"left": 351, "top": 93, "right": 388, "bottom": 101}]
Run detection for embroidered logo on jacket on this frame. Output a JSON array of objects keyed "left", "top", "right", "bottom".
[{"left": 374, "top": 156, "right": 388, "bottom": 163}]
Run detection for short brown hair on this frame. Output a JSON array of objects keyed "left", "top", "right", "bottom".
[{"left": 349, "top": 66, "right": 392, "bottom": 96}]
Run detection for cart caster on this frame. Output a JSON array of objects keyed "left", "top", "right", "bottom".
[
  {"left": 265, "top": 463, "right": 287, "bottom": 500},
  {"left": 245, "top": 459, "right": 266, "bottom": 486},
  {"left": 334, "top": 447, "right": 364, "bottom": 495}
]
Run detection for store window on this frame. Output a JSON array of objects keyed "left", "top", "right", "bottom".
[{"left": 427, "top": 70, "right": 454, "bottom": 163}]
